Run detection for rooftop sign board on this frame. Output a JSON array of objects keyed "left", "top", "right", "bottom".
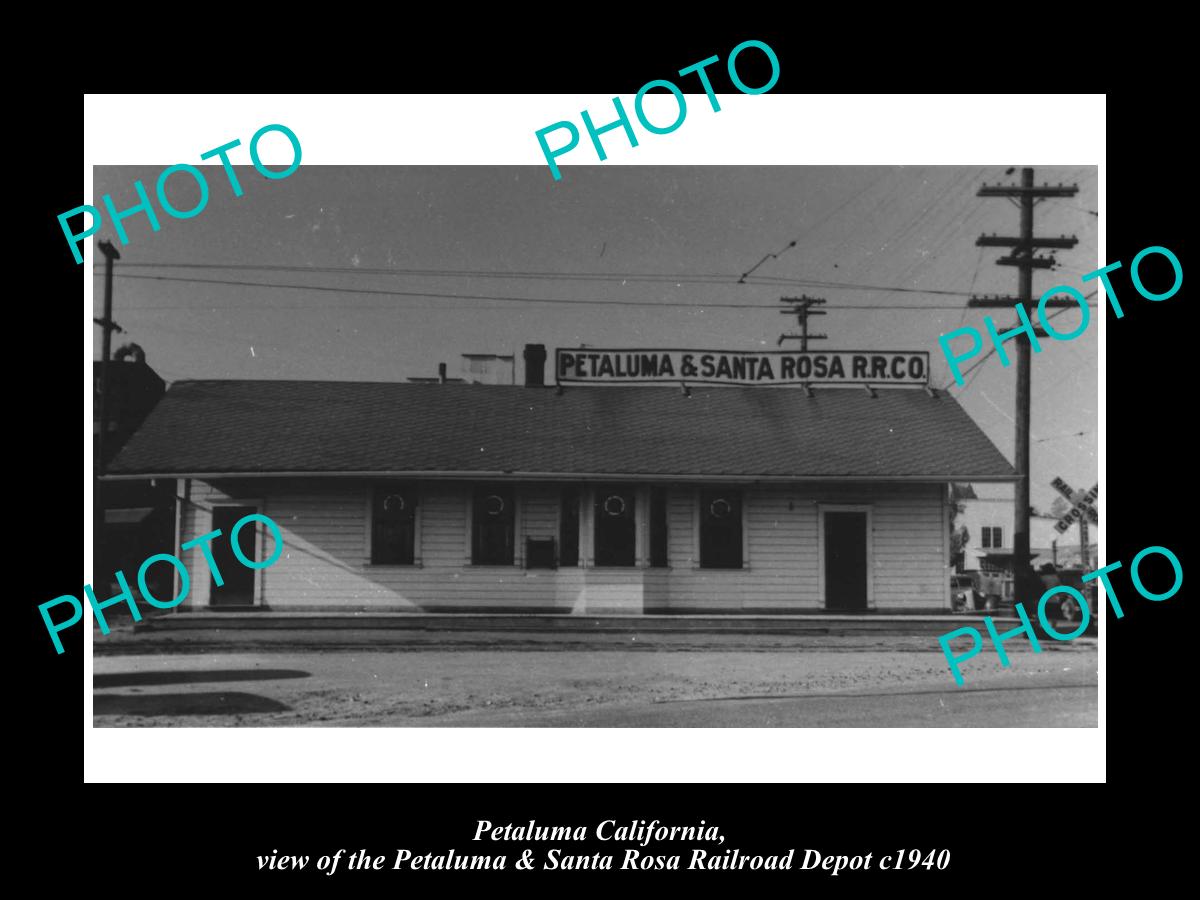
[{"left": 555, "top": 349, "right": 930, "bottom": 387}]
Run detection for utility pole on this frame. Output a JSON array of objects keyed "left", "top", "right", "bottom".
[
  {"left": 95, "top": 240, "right": 121, "bottom": 587},
  {"left": 777, "top": 295, "right": 827, "bottom": 350},
  {"left": 969, "top": 167, "right": 1078, "bottom": 606}
]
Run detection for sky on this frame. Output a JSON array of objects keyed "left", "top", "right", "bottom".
[{"left": 90, "top": 164, "right": 1098, "bottom": 512}]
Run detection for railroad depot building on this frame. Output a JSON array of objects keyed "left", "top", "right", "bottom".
[{"left": 105, "top": 345, "right": 1015, "bottom": 614}]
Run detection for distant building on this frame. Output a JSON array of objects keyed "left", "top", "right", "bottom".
[
  {"left": 94, "top": 344, "right": 175, "bottom": 595},
  {"left": 953, "top": 482, "right": 1095, "bottom": 574},
  {"left": 95, "top": 343, "right": 165, "bottom": 463},
  {"left": 461, "top": 353, "right": 515, "bottom": 385}
]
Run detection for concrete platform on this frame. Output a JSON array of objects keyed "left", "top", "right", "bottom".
[
  {"left": 96, "top": 610, "right": 1096, "bottom": 655},
  {"left": 134, "top": 610, "right": 1012, "bottom": 635}
]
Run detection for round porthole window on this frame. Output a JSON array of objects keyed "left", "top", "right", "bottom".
[
  {"left": 603, "top": 495, "right": 627, "bottom": 517},
  {"left": 484, "top": 494, "right": 506, "bottom": 516},
  {"left": 709, "top": 498, "right": 732, "bottom": 519},
  {"left": 384, "top": 494, "right": 406, "bottom": 514}
]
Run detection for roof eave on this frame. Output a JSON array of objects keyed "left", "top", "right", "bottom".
[{"left": 101, "top": 470, "right": 1019, "bottom": 483}]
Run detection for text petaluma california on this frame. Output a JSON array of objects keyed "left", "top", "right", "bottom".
[{"left": 474, "top": 818, "right": 723, "bottom": 845}]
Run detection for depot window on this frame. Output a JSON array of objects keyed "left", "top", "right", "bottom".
[
  {"left": 594, "top": 486, "right": 637, "bottom": 567},
  {"left": 982, "top": 526, "right": 1003, "bottom": 549},
  {"left": 699, "top": 490, "right": 743, "bottom": 569},
  {"left": 472, "top": 485, "right": 515, "bottom": 565},
  {"left": 371, "top": 484, "right": 417, "bottom": 565}
]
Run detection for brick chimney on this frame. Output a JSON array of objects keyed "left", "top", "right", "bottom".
[{"left": 523, "top": 344, "right": 547, "bottom": 387}]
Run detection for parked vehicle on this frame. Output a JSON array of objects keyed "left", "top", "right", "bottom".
[
  {"left": 1038, "top": 567, "right": 1094, "bottom": 625},
  {"left": 950, "top": 574, "right": 984, "bottom": 612},
  {"left": 986, "top": 565, "right": 1096, "bottom": 628},
  {"left": 953, "top": 565, "right": 1094, "bottom": 630},
  {"left": 976, "top": 568, "right": 1014, "bottom": 612}
]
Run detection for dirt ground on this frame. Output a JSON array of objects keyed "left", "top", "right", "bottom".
[{"left": 92, "top": 639, "right": 1098, "bottom": 727}]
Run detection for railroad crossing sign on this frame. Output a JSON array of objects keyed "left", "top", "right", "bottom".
[{"left": 1052, "top": 477, "right": 1098, "bottom": 533}]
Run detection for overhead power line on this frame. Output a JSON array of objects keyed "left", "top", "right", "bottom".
[
  {"left": 1035, "top": 429, "right": 1094, "bottom": 443},
  {"left": 102, "top": 261, "right": 738, "bottom": 285},
  {"left": 91, "top": 260, "right": 1098, "bottom": 302},
  {"left": 97, "top": 272, "right": 823, "bottom": 310},
  {"left": 739, "top": 240, "right": 796, "bottom": 283},
  {"left": 101, "top": 273, "right": 779, "bottom": 310},
  {"left": 96, "top": 271, "right": 1099, "bottom": 313},
  {"left": 745, "top": 275, "right": 982, "bottom": 297},
  {"left": 948, "top": 296, "right": 1096, "bottom": 392},
  {"left": 737, "top": 168, "right": 896, "bottom": 282}
]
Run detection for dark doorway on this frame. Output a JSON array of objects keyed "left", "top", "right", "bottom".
[
  {"left": 824, "top": 510, "right": 868, "bottom": 611},
  {"left": 210, "top": 506, "right": 258, "bottom": 606}
]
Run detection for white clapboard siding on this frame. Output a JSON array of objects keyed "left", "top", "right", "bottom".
[{"left": 175, "top": 478, "right": 949, "bottom": 612}]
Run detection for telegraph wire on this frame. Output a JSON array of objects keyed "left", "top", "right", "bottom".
[
  {"left": 102, "top": 262, "right": 738, "bottom": 285},
  {"left": 957, "top": 245, "right": 988, "bottom": 330},
  {"left": 1035, "top": 430, "right": 1093, "bottom": 443},
  {"left": 95, "top": 261, "right": 1012, "bottom": 298},
  {"left": 738, "top": 239, "right": 796, "bottom": 283},
  {"left": 95, "top": 271, "right": 1099, "bottom": 312},
  {"left": 102, "top": 273, "right": 779, "bottom": 310},
  {"left": 741, "top": 275, "right": 975, "bottom": 297},
  {"left": 947, "top": 295, "right": 1097, "bottom": 392},
  {"left": 737, "top": 168, "right": 895, "bottom": 282}
]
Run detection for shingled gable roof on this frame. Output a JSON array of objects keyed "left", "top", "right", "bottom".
[{"left": 105, "top": 380, "right": 1017, "bottom": 482}]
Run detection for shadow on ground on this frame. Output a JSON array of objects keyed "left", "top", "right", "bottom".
[
  {"left": 94, "top": 692, "right": 291, "bottom": 717},
  {"left": 94, "top": 669, "right": 310, "bottom": 688},
  {"left": 663, "top": 681, "right": 1098, "bottom": 704}
]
